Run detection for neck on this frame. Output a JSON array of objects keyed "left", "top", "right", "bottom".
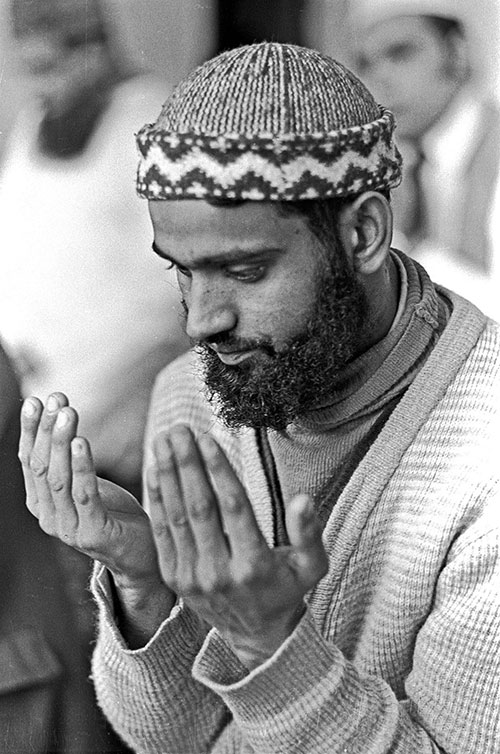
[{"left": 356, "top": 253, "right": 400, "bottom": 357}]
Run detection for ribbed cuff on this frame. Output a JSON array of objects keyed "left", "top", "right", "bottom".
[
  {"left": 91, "top": 563, "right": 204, "bottom": 660},
  {"left": 192, "top": 609, "right": 343, "bottom": 727}
]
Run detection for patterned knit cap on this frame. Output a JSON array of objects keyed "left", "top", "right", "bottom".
[{"left": 136, "top": 42, "right": 402, "bottom": 201}]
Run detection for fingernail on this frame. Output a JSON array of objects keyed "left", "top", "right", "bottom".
[
  {"left": 47, "top": 395, "right": 59, "bottom": 413},
  {"left": 199, "top": 434, "right": 218, "bottom": 458},
  {"left": 56, "top": 410, "right": 69, "bottom": 428},
  {"left": 23, "top": 399, "right": 37, "bottom": 417},
  {"left": 71, "top": 438, "right": 85, "bottom": 455}
]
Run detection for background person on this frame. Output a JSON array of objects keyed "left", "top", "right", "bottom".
[
  {"left": 0, "top": 0, "right": 188, "bottom": 500},
  {"left": 348, "top": 0, "right": 500, "bottom": 319}
]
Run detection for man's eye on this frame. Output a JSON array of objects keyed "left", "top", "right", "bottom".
[
  {"left": 226, "top": 265, "right": 266, "bottom": 282},
  {"left": 174, "top": 263, "right": 191, "bottom": 278},
  {"left": 387, "top": 43, "right": 414, "bottom": 63}
]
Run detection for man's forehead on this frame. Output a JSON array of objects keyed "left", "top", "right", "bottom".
[
  {"left": 149, "top": 199, "right": 298, "bottom": 238},
  {"left": 149, "top": 200, "right": 315, "bottom": 266}
]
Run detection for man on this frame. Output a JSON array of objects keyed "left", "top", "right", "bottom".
[
  {"left": 348, "top": 0, "right": 500, "bottom": 320},
  {"left": 19, "top": 43, "right": 499, "bottom": 753}
]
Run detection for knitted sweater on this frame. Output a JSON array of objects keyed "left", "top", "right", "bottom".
[{"left": 91, "top": 284, "right": 500, "bottom": 754}]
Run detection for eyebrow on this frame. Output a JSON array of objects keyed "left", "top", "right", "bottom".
[{"left": 151, "top": 240, "right": 283, "bottom": 267}]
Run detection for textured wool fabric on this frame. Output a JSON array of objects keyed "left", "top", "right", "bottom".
[
  {"left": 91, "top": 266, "right": 500, "bottom": 753},
  {"left": 136, "top": 42, "right": 402, "bottom": 201}
]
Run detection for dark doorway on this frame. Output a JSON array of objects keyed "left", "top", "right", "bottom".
[{"left": 217, "top": 0, "right": 306, "bottom": 52}]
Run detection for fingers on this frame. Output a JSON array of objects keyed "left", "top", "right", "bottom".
[
  {"left": 151, "top": 434, "right": 196, "bottom": 575},
  {"left": 151, "top": 427, "right": 260, "bottom": 589},
  {"left": 169, "top": 427, "right": 228, "bottom": 560},
  {"left": 197, "top": 433, "right": 265, "bottom": 559},
  {"left": 45, "top": 407, "right": 79, "bottom": 530},
  {"left": 30, "top": 392, "right": 69, "bottom": 470},
  {"left": 71, "top": 437, "right": 103, "bottom": 522},
  {"left": 18, "top": 393, "right": 103, "bottom": 546},
  {"left": 19, "top": 397, "right": 43, "bottom": 514},
  {"left": 285, "top": 494, "right": 329, "bottom": 581},
  {"left": 19, "top": 393, "right": 70, "bottom": 519},
  {"left": 146, "top": 464, "right": 177, "bottom": 584}
]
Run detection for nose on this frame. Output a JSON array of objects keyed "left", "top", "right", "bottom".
[
  {"left": 17, "top": 35, "right": 59, "bottom": 76},
  {"left": 184, "top": 278, "right": 237, "bottom": 342}
]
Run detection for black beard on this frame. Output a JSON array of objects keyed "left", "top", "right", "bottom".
[{"left": 195, "top": 253, "right": 368, "bottom": 431}]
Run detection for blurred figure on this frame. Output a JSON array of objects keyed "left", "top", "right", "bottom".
[
  {"left": 0, "top": 0, "right": 188, "bottom": 500},
  {"left": 0, "top": 341, "right": 128, "bottom": 752},
  {"left": 349, "top": 0, "right": 500, "bottom": 319}
]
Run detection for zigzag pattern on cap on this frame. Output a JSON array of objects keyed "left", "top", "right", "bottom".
[{"left": 136, "top": 42, "right": 402, "bottom": 201}]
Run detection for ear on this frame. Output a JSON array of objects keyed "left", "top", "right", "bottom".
[{"left": 337, "top": 191, "right": 393, "bottom": 276}]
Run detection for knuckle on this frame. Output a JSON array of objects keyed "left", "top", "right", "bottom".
[
  {"left": 25, "top": 498, "right": 40, "bottom": 518},
  {"left": 47, "top": 473, "right": 67, "bottom": 493},
  {"left": 38, "top": 514, "right": 56, "bottom": 537},
  {"left": 151, "top": 521, "right": 170, "bottom": 540},
  {"left": 169, "top": 510, "right": 189, "bottom": 528},
  {"left": 235, "top": 563, "right": 258, "bottom": 587},
  {"left": 164, "top": 572, "right": 178, "bottom": 593},
  {"left": 29, "top": 454, "right": 47, "bottom": 478},
  {"left": 178, "top": 572, "right": 198, "bottom": 596},
  {"left": 18, "top": 448, "right": 27, "bottom": 464},
  {"left": 200, "top": 570, "right": 229, "bottom": 593},
  {"left": 235, "top": 552, "right": 268, "bottom": 586},
  {"left": 156, "top": 454, "right": 174, "bottom": 474},
  {"left": 187, "top": 497, "right": 214, "bottom": 522},
  {"left": 73, "top": 487, "right": 91, "bottom": 506},
  {"left": 221, "top": 492, "right": 243, "bottom": 514}
]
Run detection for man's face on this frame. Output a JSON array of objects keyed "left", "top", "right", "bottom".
[
  {"left": 150, "top": 200, "right": 367, "bottom": 430},
  {"left": 15, "top": 30, "right": 106, "bottom": 113},
  {"left": 356, "top": 15, "right": 461, "bottom": 141}
]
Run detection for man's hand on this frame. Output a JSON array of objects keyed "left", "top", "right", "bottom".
[
  {"left": 147, "top": 425, "right": 329, "bottom": 670},
  {"left": 19, "top": 393, "right": 175, "bottom": 646}
]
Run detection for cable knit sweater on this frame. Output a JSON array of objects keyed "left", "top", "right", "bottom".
[{"left": 91, "top": 272, "right": 500, "bottom": 753}]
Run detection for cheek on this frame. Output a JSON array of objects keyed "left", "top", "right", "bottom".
[{"left": 244, "top": 277, "right": 316, "bottom": 344}]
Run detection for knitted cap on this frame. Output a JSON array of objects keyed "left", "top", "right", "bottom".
[{"left": 136, "top": 42, "right": 402, "bottom": 201}]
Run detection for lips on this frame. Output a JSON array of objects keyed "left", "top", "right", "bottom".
[{"left": 214, "top": 349, "right": 259, "bottom": 366}]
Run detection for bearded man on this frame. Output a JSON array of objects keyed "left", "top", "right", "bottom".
[{"left": 19, "top": 43, "right": 499, "bottom": 754}]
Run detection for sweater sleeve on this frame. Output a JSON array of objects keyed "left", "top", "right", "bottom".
[
  {"left": 90, "top": 565, "right": 232, "bottom": 753},
  {"left": 192, "top": 521, "right": 500, "bottom": 754}
]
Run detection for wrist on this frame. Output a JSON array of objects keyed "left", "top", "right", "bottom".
[
  {"left": 228, "top": 604, "right": 306, "bottom": 670},
  {"left": 109, "top": 572, "right": 176, "bottom": 649}
]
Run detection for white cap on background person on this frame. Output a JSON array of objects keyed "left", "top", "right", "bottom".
[{"left": 347, "top": 0, "right": 500, "bottom": 93}]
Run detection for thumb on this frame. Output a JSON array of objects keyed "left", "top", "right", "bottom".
[{"left": 286, "top": 494, "right": 328, "bottom": 580}]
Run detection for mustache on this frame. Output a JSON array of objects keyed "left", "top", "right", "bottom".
[{"left": 181, "top": 298, "right": 276, "bottom": 355}]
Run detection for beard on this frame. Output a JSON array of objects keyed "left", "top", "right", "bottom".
[{"left": 193, "top": 250, "right": 368, "bottom": 431}]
